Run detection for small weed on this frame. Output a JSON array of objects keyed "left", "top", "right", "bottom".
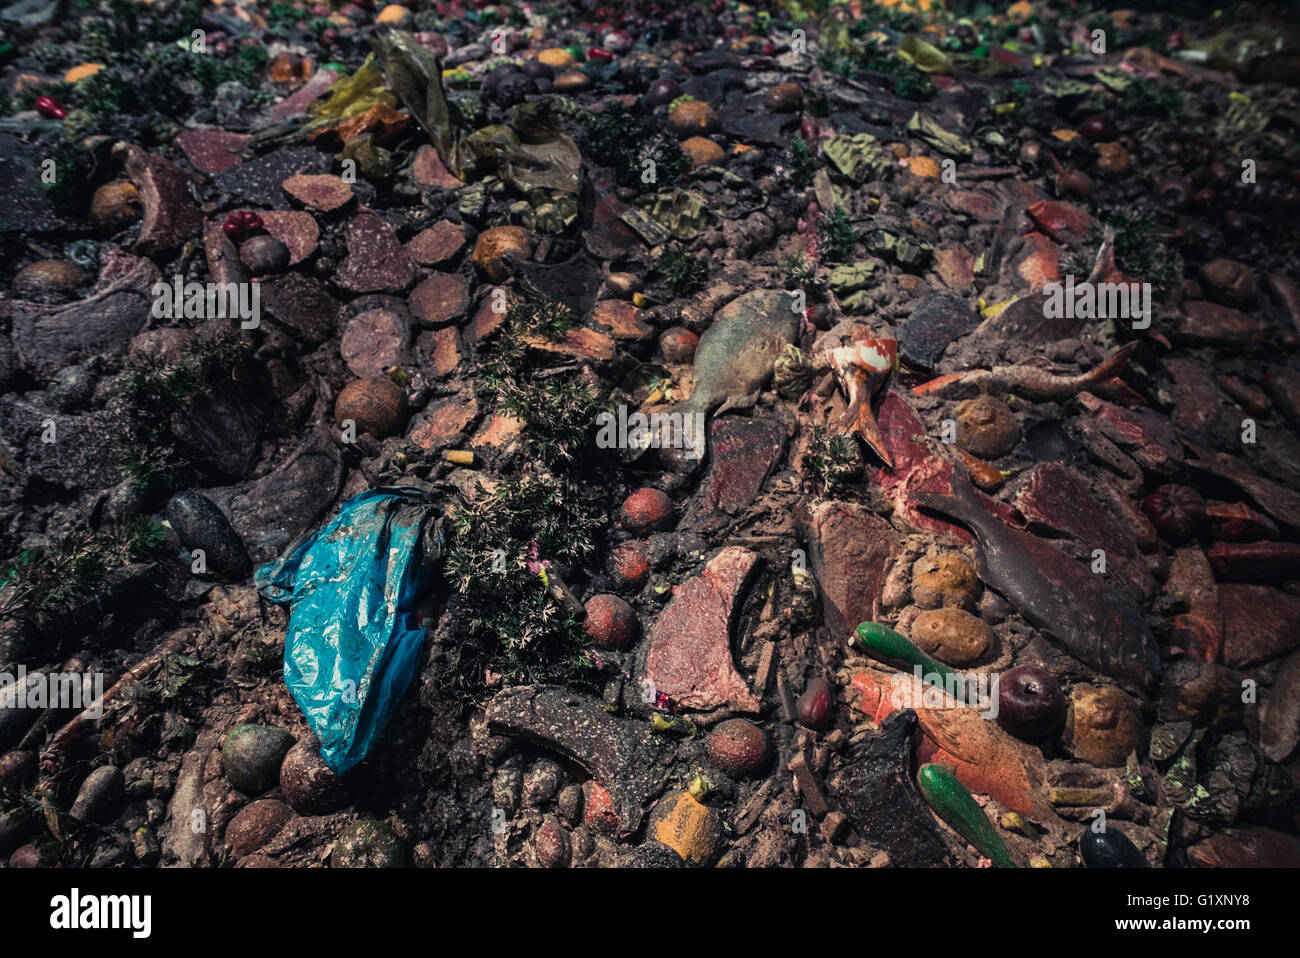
[
  {"left": 657, "top": 243, "right": 707, "bottom": 296},
  {"left": 498, "top": 374, "right": 606, "bottom": 468},
  {"left": 1118, "top": 78, "right": 1185, "bottom": 122},
  {"left": 577, "top": 102, "right": 685, "bottom": 192},
  {"left": 781, "top": 253, "right": 828, "bottom": 301},
  {"left": 788, "top": 137, "right": 815, "bottom": 188},
  {"left": 475, "top": 301, "right": 607, "bottom": 468},
  {"left": 506, "top": 297, "right": 572, "bottom": 342},
  {"left": 1099, "top": 207, "right": 1182, "bottom": 296},
  {"left": 819, "top": 206, "right": 857, "bottom": 262},
  {"left": 802, "top": 426, "right": 862, "bottom": 492},
  {"left": 0, "top": 518, "right": 167, "bottom": 630},
  {"left": 441, "top": 474, "right": 602, "bottom": 692}
]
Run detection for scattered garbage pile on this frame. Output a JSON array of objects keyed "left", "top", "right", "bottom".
[{"left": 2, "top": 0, "right": 1300, "bottom": 869}]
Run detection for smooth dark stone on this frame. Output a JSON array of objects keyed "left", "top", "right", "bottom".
[
  {"left": 166, "top": 489, "right": 252, "bottom": 580},
  {"left": 625, "top": 841, "right": 685, "bottom": 868},
  {"left": 221, "top": 724, "right": 294, "bottom": 795},
  {"left": 69, "top": 765, "right": 124, "bottom": 823},
  {"left": 900, "top": 293, "right": 976, "bottom": 371},
  {"left": 1079, "top": 826, "right": 1148, "bottom": 868}
]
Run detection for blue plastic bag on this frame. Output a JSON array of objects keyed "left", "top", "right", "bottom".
[{"left": 255, "top": 486, "right": 442, "bottom": 773}]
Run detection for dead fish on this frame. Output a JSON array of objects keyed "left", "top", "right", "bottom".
[
  {"left": 911, "top": 466, "right": 1162, "bottom": 692},
  {"left": 656, "top": 289, "right": 800, "bottom": 469},
  {"left": 912, "top": 342, "right": 1142, "bottom": 405},
  {"left": 825, "top": 337, "right": 898, "bottom": 467}
]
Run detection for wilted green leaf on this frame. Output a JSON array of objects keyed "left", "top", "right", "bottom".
[
  {"left": 898, "top": 35, "right": 952, "bottom": 74},
  {"left": 906, "top": 111, "right": 973, "bottom": 158}
]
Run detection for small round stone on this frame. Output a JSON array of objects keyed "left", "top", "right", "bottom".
[
  {"left": 13, "top": 260, "right": 88, "bottom": 302},
  {"left": 659, "top": 327, "right": 699, "bottom": 364},
  {"left": 626, "top": 840, "right": 685, "bottom": 867},
  {"left": 908, "top": 607, "right": 994, "bottom": 666},
  {"left": 667, "top": 100, "right": 719, "bottom": 138},
  {"left": 620, "top": 488, "right": 675, "bottom": 535},
  {"left": 553, "top": 70, "right": 591, "bottom": 93},
  {"left": 705, "top": 718, "right": 768, "bottom": 778},
  {"left": 280, "top": 737, "right": 349, "bottom": 815},
  {"left": 796, "top": 677, "right": 836, "bottom": 730},
  {"left": 607, "top": 541, "right": 650, "bottom": 591},
  {"left": 221, "top": 724, "right": 295, "bottom": 795},
  {"left": 375, "top": 4, "right": 411, "bottom": 24},
  {"left": 1065, "top": 684, "right": 1145, "bottom": 767},
  {"left": 537, "top": 48, "right": 576, "bottom": 69},
  {"left": 330, "top": 820, "right": 404, "bottom": 868},
  {"left": 1079, "top": 825, "right": 1147, "bottom": 868},
  {"left": 1200, "top": 258, "right": 1255, "bottom": 307},
  {"left": 956, "top": 395, "right": 1019, "bottom": 459},
  {"left": 0, "top": 750, "right": 36, "bottom": 788},
  {"left": 226, "top": 799, "right": 291, "bottom": 857},
  {"left": 584, "top": 593, "right": 638, "bottom": 650},
  {"left": 911, "top": 554, "right": 981, "bottom": 610},
  {"left": 680, "top": 136, "right": 725, "bottom": 169},
  {"left": 68, "top": 765, "right": 124, "bottom": 823},
  {"left": 645, "top": 77, "right": 683, "bottom": 108},
  {"left": 335, "top": 376, "right": 408, "bottom": 438},
  {"left": 606, "top": 272, "right": 642, "bottom": 297},
  {"left": 1095, "top": 142, "right": 1129, "bottom": 176},
  {"left": 90, "top": 180, "right": 142, "bottom": 232},
  {"left": 764, "top": 82, "right": 803, "bottom": 112},
  {"left": 239, "top": 234, "right": 291, "bottom": 275},
  {"left": 165, "top": 489, "right": 252, "bottom": 580},
  {"left": 8, "top": 844, "right": 52, "bottom": 868},
  {"left": 472, "top": 225, "right": 532, "bottom": 282},
  {"left": 533, "top": 814, "right": 571, "bottom": 868},
  {"left": 49, "top": 364, "right": 97, "bottom": 412}
]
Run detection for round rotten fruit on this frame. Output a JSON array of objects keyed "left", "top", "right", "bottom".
[
  {"left": 997, "top": 666, "right": 1066, "bottom": 741},
  {"left": 795, "top": 677, "right": 835, "bottom": 730},
  {"left": 644, "top": 77, "right": 682, "bottom": 108},
  {"left": 334, "top": 376, "right": 408, "bottom": 438},
  {"left": 1077, "top": 115, "right": 1114, "bottom": 142},
  {"left": 1141, "top": 484, "right": 1206, "bottom": 544},
  {"left": 705, "top": 719, "right": 768, "bottom": 778},
  {"left": 584, "top": 593, "right": 638, "bottom": 650},
  {"left": 619, "top": 487, "right": 674, "bottom": 535}
]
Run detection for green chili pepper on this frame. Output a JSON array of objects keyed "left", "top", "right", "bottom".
[
  {"left": 853, "top": 621, "right": 962, "bottom": 688},
  {"left": 918, "top": 763, "right": 1019, "bottom": 868}
]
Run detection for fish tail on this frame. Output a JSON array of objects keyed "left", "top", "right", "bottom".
[
  {"left": 1080, "top": 342, "right": 1138, "bottom": 386},
  {"left": 852, "top": 396, "right": 894, "bottom": 469},
  {"left": 910, "top": 460, "right": 981, "bottom": 523}
]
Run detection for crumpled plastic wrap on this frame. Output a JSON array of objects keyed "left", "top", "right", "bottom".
[{"left": 255, "top": 486, "right": 443, "bottom": 773}]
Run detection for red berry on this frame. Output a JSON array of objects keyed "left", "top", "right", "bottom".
[
  {"left": 1077, "top": 114, "right": 1114, "bottom": 142},
  {"left": 35, "top": 95, "right": 68, "bottom": 120},
  {"left": 223, "top": 220, "right": 243, "bottom": 240},
  {"left": 588, "top": 46, "right": 614, "bottom": 62}
]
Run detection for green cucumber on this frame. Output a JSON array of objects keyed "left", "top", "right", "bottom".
[{"left": 917, "top": 763, "right": 1019, "bottom": 868}]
